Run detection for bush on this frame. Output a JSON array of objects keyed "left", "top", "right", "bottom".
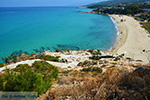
[
  {"left": 100, "top": 55, "right": 114, "bottom": 58},
  {"left": 81, "top": 67, "right": 102, "bottom": 73},
  {"left": 32, "top": 61, "right": 59, "bottom": 80},
  {"left": 89, "top": 50, "right": 102, "bottom": 60},
  {"left": 78, "top": 60, "right": 96, "bottom": 67},
  {"left": 89, "top": 56, "right": 101, "bottom": 60},
  {"left": 109, "top": 65, "right": 116, "bottom": 68},
  {"left": 90, "top": 55, "right": 114, "bottom": 60},
  {"left": 0, "top": 63, "right": 4, "bottom": 68},
  {"left": 111, "top": 63, "right": 117, "bottom": 65},
  {"left": 114, "top": 57, "right": 120, "bottom": 61},
  {"left": 2, "top": 56, "right": 11, "bottom": 64},
  {"left": 87, "top": 49, "right": 95, "bottom": 54},
  {"left": 0, "top": 61, "right": 59, "bottom": 95},
  {"left": 126, "top": 57, "right": 133, "bottom": 61},
  {"left": 142, "top": 22, "right": 150, "bottom": 33},
  {"left": 37, "top": 55, "right": 60, "bottom": 62}
]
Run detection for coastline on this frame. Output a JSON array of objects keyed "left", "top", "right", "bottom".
[
  {"left": 110, "top": 14, "right": 150, "bottom": 63},
  {"left": 109, "top": 15, "right": 127, "bottom": 54},
  {"left": 108, "top": 15, "right": 120, "bottom": 52}
]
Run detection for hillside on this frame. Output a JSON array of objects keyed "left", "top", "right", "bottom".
[
  {"left": 87, "top": 0, "right": 150, "bottom": 8},
  {"left": 0, "top": 50, "right": 150, "bottom": 100}
]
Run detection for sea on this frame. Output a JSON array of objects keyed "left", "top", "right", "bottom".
[{"left": 0, "top": 7, "right": 117, "bottom": 63}]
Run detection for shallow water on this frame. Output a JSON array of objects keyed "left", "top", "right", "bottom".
[{"left": 0, "top": 7, "right": 116, "bottom": 63}]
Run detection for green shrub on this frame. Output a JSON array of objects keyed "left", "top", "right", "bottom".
[
  {"left": 89, "top": 50, "right": 102, "bottom": 60},
  {"left": 126, "top": 57, "right": 132, "bottom": 61},
  {"left": 2, "top": 56, "right": 11, "bottom": 64},
  {"left": 136, "top": 60, "right": 143, "bottom": 62},
  {"left": 101, "top": 64, "right": 107, "bottom": 68},
  {"left": 0, "top": 61, "right": 59, "bottom": 95},
  {"left": 93, "top": 50, "right": 102, "bottom": 56},
  {"left": 32, "top": 61, "right": 59, "bottom": 81},
  {"left": 87, "top": 49, "right": 95, "bottom": 54},
  {"left": 90, "top": 55, "right": 115, "bottom": 60},
  {"left": 111, "top": 63, "right": 117, "bottom": 65},
  {"left": 89, "top": 56, "right": 101, "bottom": 60},
  {"left": 114, "top": 57, "right": 120, "bottom": 61},
  {"left": 0, "top": 63, "right": 4, "bottom": 68},
  {"left": 38, "top": 55, "right": 60, "bottom": 62},
  {"left": 78, "top": 60, "right": 97, "bottom": 67},
  {"left": 142, "top": 22, "right": 150, "bottom": 33},
  {"left": 100, "top": 55, "right": 115, "bottom": 58},
  {"left": 62, "top": 70, "right": 70, "bottom": 76},
  {"left": 2, "top": 54, "right": 18, "bottom": 64},
  {"left": 110, "top": 65, "right": 116, "bottom": 68},
  {"left": 78, "top": 60, "right": 91, "bottom": 66},
  {"left": 81, "top": 67, "right": 102, "bottom": 73},
  {"left": 83, "top": 60, "right": 91, "bottom": 65}
]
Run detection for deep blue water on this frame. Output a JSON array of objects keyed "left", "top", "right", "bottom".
[{"left": 0, "top": 7, "right": 116, "bottom": 63}]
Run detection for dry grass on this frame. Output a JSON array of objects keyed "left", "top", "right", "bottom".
[{"left": 39, "top": 67, "right": 150, "bottom": 100}]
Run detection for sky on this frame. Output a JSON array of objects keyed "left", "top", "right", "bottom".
[{"left": 0, "top": 0, "right": 108, "bottom": 7}]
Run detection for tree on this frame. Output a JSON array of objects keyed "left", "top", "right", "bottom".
[
  {"left": 123, "top": 4, "right": 142, "bottom": 15},
  {"left": 0, "top": 61, "right": 59, "bottom": 95}
]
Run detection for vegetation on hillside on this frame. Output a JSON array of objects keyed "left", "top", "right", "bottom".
[
  {"left": 0, "top": 63, "right": 4, "bottom": 68},
  {"left": 2, "top": 54, "right": 18, "bottom": 64},
  {"left": 88, "top": 50, "right": 116, "bottom": 60},
  {"left": 143, "top": 22, "right": 150, "bottom": 33},
  {"left": 97, "top": 4, "right": 143, "bottom": 15},
  {"left": 1, "top": 53, "right": 60, "bottom": 65},
  {"left": 36, "top": 55, "right": 60, "bottom": 62},
  {"left": 87, "top": 0, "right": 150, "bottom": 8},
  {"left": 81, "top": 67, "right": 102, "bottom": 72},
  {"left": 39, "top": 66, "right": 150, "bottom": 100},
  {"left": 0, "top": 61, "right": 59, "bottom": 95},
  {"left": 78, "top": 60, "right": 97, "bottom": 67},
  {"left": 139, "top": 3, "right": 150, "bottom": 8},
  {"left": 91, "top": 4, "right": 150, "bottom": 33}
]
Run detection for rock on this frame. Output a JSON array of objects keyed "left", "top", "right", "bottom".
[
  {"left": 20, "top": 53, "right": 25, "bottom": 57},
  {"left": 68, "top": 66, "right": 71, "bottom": 68},
  {"left": 60, "top": 58, "right": 68, "bottom": 63},
  {"left": 85, "top": 53, "right": 89, "bottom": 55},
  {"left": 59, "top": 96, "right": 70, "bottom": 100},
  {"left": 72, "top": 81, "right": 79, "bottom": 85},
  {"left": 80, "top": 82, "right": 84, "bottom": 85}
]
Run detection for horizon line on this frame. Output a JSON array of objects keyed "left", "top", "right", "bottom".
[{"left": 0, "top": 5, "right": 82, "bottom": 8}]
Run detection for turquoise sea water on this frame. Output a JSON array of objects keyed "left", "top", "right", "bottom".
[{"left": 0, "top": 7, "right": 116, "bottom": 63}]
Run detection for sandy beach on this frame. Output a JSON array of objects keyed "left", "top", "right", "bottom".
[{"left": 110, "top": 15, "right": 150, "bottom": 63}]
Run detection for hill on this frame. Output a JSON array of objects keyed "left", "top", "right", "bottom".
[
  {"left": 87, "top": 0, "right": 150, "bottom": 8},
  {"left": 1, "top": 50, "right": 150, "bottom": 99}
]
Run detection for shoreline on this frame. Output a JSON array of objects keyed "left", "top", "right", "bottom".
[
  {"left": 109, "top": 15, "right": 127, "bottom": 54},
  {"left": 110, "top": 14, "right": 150, "bottom": 63},
  {"left": 108, "top": 15, "right": 120, "bottom": 52}
]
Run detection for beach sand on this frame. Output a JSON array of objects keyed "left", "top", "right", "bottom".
[{"left": 110, "top": 15, "right": 150, "bottom": 63}]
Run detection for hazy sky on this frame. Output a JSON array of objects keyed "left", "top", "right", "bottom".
[{"left": 0, "top": 0, "right": 108, "bottom": 7}]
